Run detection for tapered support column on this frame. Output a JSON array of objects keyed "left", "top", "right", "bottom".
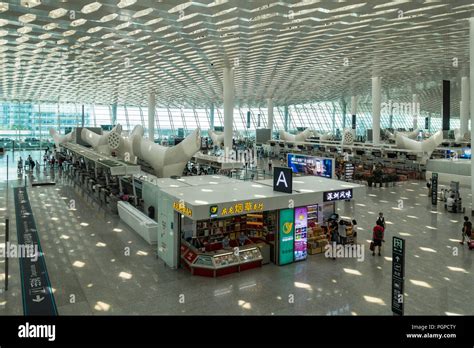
[
  {"left": 412, "top": 94, "right": 419, "bottom": 129},
  {"left": 209, "top": 103, "right": 215, "bottom": 130},
  {"left": 461, "top": 76, "right": 469, "bottom": 137},
  {"left": 284, "top": 105, "right": 289, "bottom": 131},
  {"left": 148, "top": 92, "right": 155, "bottom": 141},
  {"left": 111, "top": 103, "right": 117, "bottom": 125},
  {"left": 469, "top": 18, "right": 474, "bottom": 214},
  {"left": 351, "top": 96, "right": 357, "bottom": 130},
  {"left": 223, "top": 67, "right": 234, "bottom": 154},
  {"left": 443, "top": 80, "right": 450, "bottom": 131},
  {"left": 372, "top": 77, "right": 382, "bottom": 144},
  {"left": 267, "top": 98, "right": 274, "bottom": 134}
]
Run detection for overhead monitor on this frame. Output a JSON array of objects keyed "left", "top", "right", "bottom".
[{"left": 287, "top": 153, "right": 334, "bottom": 179}]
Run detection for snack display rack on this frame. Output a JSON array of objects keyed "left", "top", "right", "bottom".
[{"left": 306, "top": 204, "right": 328, "bottom": 254}]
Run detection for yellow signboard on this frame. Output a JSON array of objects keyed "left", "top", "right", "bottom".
[
  {"left": 221, "top": 201, "right": 264, "bottom": 216},
  {"left": 173, "top": 201, "right": 192, "bottom": 217}
]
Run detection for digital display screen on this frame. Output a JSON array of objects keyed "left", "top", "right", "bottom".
[
  {"left": 287, "top": 154, "right": 333, "bottom": 178},
  {"left": 294, "top": 207, "right": 307, "bottom": 261},
  {"left": 461, "top": 148, "right": 471, "bottom": 159}
]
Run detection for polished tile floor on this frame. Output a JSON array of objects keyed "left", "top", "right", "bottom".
[{"left": 0, "top": 151, "right": 473, "bottom": 315}]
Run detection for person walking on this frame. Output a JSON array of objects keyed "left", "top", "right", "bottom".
[
  {"left": 376, "top": 212, "right": 386, "bottom": 230},
  {"left": 17, "top": 157, "right": 23, "bottom": 174},
  {"left": 460, "top": 216, "right": 472, "bottom": 245},
  {"left": 372, "top": 224, "right": 385, "bottom": 256},
  {"left": 338, "top": 220, "right": 347, "bottom": 245},
  {"left": 330, "top": 222, "right": 339, "bottom": 260}
]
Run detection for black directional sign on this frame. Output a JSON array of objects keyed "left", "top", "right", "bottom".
[
  {"left": 14, "top": 187, "right": 58, "bottom": 316},
  {"left": 273, "top": 167, "right": 292, "bottom": 194},
  {"left": 431, "top": 173, "right": 438, "bottom": 205},
  {"left": 392, "top": 236, "right": 405, "bottom": 316}
]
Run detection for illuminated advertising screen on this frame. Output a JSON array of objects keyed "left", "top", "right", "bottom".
[
  {"left": 294, "top": 207, "right": 308, "bottom": 261},
  {"left": 461, "top": 147, "right": 471, "bottom": 159},
  {"left": 278, "top": 209, "right": 294, "bottom": 265},
  {"left": 287, "top": 153, "right": 334, "bottom": 178}
]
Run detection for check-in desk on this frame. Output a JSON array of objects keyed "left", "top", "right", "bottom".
[{"left": 117, "top": 201, "right": 158, "bottom": 245}]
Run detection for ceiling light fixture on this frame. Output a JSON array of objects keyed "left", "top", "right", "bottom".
[
  {"left": 133, "top": 8, "right": 153, "bottom": 18},
  {"left": 100, "top": 13, "right": 118, "bottom": 22},
  {"left": 19, "top": 13, "right": 36, "bottom": 23},
  {"left": 49, "top": 8, "right": 68, "bottom": 19},
  {"left": 71, "top": 18, "right": 87, "bottom": 27},
  {"left": 117, "top": 0, "right": 137, "bottom": 9},
  {"left": 81, "top": 2, "right": 102, "bottom": 14},
  {"left": 21, "top": 0, "right": 41, "bottom": 8}
]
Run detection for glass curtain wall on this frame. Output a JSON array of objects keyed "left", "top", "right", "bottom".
[{"left": 0, "top": 100, "right": 460, "bottom": 142}]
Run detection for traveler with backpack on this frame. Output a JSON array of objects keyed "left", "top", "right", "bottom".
[
  {"left": 460, "top": 216, "right": 472, "bottom": 245},
  {"left": 372, "top": 224, "right": 385, "bottom": 256}
]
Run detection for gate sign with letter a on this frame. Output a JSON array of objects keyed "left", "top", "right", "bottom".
[{"left": 274, "top": 167, "right": 292, "bottom": 193}]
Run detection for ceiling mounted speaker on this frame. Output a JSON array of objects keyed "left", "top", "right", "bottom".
[{"left": 107, "top": 131, "right": 122, "bottom": 150}]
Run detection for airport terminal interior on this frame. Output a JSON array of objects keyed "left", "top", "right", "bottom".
[{"left": 0, "top": 0, "right": 474, "bottom": 316}]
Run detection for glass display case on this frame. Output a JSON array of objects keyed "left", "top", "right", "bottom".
[
  {"left": 213, "top": 252, "right": 240, "bottom": 268},
  {"left": 239, "top": 247, "right": 263, "bottom": 263},
  {"left": 194, "top": 255, "right": 214, "bottom": 268},
  {"left": 181, "top": 240, "right": 263, "bottom": 277}
]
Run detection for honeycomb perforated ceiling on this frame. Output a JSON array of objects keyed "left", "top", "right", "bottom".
[{"left": 0, "top": 0, "right": 472, "bottom": 113}]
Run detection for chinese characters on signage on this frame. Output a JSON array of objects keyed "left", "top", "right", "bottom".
[
  {"left": 221, "top": 201, "right": 264, "bottom": 216},
  {"left": 431, "top": 173, "right": 438, "bottom": 206},
  {"left": 392, "top": 236, "right": 405, "bottom": 316},
  {"left": 323, "top": 189, "right": 353, "bottom": 202},
  {"left": 173, "top": 201, "right": 193, "bottom": 217},
  {"left": 344, "top": 163, "right": 355, "bottom": 181}
]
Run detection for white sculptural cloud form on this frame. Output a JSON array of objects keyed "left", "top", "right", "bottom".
[
  {"left": 279, "top": 128, "right": 313, "bottom": 142},
  {"left": 454, "top": 128, "right": 470, "bottom": 142},
  {"left": 106, "top": 124, "right": 144, "bottom": 162},
  {"left": 49, "top": 128, "right": 75, "bottom": 149},
  {"left": 80, "top": 124, "right": 122, "bottom": 155},
  {"left": 387, "top": 128, "right": 420, "bottom": 141},
  {"left": 208, "top": 129, "right": 225, "bottom": 147},
  {"left": 133, "top": 128, "right": 201, "bottom": 178},
  {"left": 395, "top": 129, "right": 443, "bottom": 163}
]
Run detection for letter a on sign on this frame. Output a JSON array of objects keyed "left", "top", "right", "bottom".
[
  {"left": 273, "top": 167, "right": 292, "bottom": 193},
  {"left": 277, "top": 171, "right": 288, "bottom": 188}
]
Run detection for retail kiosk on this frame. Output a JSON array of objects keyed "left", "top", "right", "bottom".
[{"left": 153, "top": 175, "right": 364, "bottom": 277}]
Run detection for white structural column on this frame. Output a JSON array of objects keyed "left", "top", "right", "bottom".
[
  {"left": 223, "top": 67, "right": 234, "bottom": 154},
  {"left": 412, "top": 94, "right": 419, "bottom": 129},
  {"left": 470, "top": 18, "right": 474, "bottom": 214},
  {"left": 148, "top": 92, "right": 155, "bottom": 141},
  {"left": 351, "top": 95, "right": 357, "bottom": 130},
  {"left": 371, "top": 76, "right": 382, "bottom": 144},
  {"left": 351, "top": 96, "right": 358, "bottom": 115},
  {"left": 267, "top": 98, "right": 274, "bottom": 133},
  {"left": 461, "top": 76, "right": 469, "bottom": 137}
]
